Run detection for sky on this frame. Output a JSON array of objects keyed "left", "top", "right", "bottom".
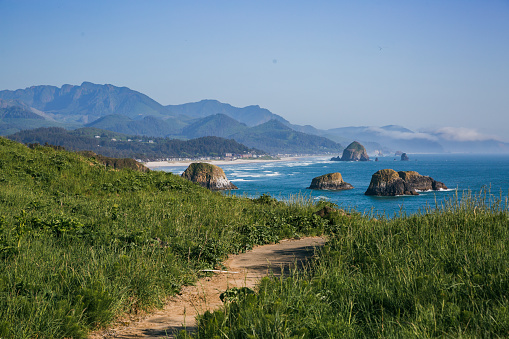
[{"left": 1, "top": 0, "right": 509, "bottom": 141}]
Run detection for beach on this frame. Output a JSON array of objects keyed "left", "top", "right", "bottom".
[{"left": 143, "top": 156, "right": 314, "bottom": 169}]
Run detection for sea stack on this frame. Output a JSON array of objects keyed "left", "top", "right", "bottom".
[
  {"left": 401, "top": 153, "right": 409, "bottom": 161},
  {"left": 308, "top": 172, "right": 354, "bottom": 190},
  {"left": 365, "top": 169, "right": 447, "bottom": 196},
  {"left": 331, "top": 141, "right": 369, "bottom": 161},
  {"left": 181, "top": 162, "right": 238, "bottom": 190}
]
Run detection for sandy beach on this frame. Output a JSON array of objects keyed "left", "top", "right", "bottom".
[{"left": 144, "top": 156, "right": 325, "bottom": 169}]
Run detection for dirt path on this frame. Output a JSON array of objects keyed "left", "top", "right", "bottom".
[{"left": 90, "top": 236, "right": 326, "bottom": 339}]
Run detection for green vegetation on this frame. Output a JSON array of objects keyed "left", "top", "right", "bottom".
[
  {"left": 182, "top": 113, "right": 249, "bottom": 139},
  {"left": 0, "top": 137, "right": 326, "bottom": 338},
  {"left": 186, "top": 193, "right": 509, "bottom": 338},
  {"left": 2, "top": 134, "right": 508, "bottom": 338},
  {"left": 87, "top": 114, "right": 186, "bottom": 137},
  {"left": 345, "top": 141, "right": 365, "bottom": 152},
  {"left": 231, "top": 120, "right": 342, "bottom": 155},
  {"left": 8, "top": 127, "right": 264, "bottom": 160}
]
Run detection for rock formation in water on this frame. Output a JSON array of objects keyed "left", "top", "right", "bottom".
[
  {"left": 331, "top": 141, "right": 369, "bottom": 161},
  {"left": 308, "top": 172, "right": 354, "bottom": 190},
  {"left": 401, "top": 153, "right": 409, "bottom": 161},
  {"left": 181, "top": 162, "right": 238, "bottom": 190},
  {"left": 365, "top": 169, "right": 447, "bottom": 196},
  {"left": 397, "top": 171, "right": 447, "bottom": 191}
]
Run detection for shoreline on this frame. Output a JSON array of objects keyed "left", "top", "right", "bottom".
[{"left": 144, "top": 155, "right": 328, "bottom": 169}]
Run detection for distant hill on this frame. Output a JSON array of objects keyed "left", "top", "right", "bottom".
[
  {"left": 166, "top": 99, "right": 289, "bottom": 127},
  {"left": 182, "top": 114, "right": 249, "bottom": 139},
  {"left": 231, "top": 120, "right": 342, "bottom": 154},
  {"left": 2, "top": 82, "right": 508, "bottom": 154},
  {"left": 0, "top": 103, "right": 72, "bottom": 136},
  {"left": 86, "top": 114, "right": 185, "bottom": 137},
  {"left": 8, "top": 127, "right": 264, "bottom": 160},
  {"left": 0, "top": 82, "right": 177, "bottom": 124}
]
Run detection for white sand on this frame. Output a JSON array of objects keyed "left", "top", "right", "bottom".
[{"left": 143, "top": 156, "right": 325, "bottom": 169}]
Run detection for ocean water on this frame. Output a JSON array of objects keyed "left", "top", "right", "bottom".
[{"left": 156, "top": 154, "right": 509, "bottom": 217}]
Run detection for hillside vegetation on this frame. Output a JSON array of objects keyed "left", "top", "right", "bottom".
[
  {"left": 185, "top": 193, "right": 509, "bottom": 338},
  {"left": 0, "top": 137, "right": 327, "bottom": 338},
  {"left": 1, "top": 135, "right": 508, "bottom": 338},
  {"left": 8, "top": 127, "right": 264, "bottom": 160}
]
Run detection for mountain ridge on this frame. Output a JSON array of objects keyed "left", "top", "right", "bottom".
[{"left": 1, "top": 82, "right": 508, "bottom": 154}]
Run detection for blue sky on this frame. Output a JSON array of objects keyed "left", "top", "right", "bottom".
[{"left": 1, "top": 0, "right": 508, "bottom": 141}]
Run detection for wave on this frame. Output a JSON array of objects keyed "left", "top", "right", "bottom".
[
  {"left": 313, "top": 196, "right": 330, "bottom": 201},
  {"left": 229, "top": 171, "right": 282, "bottom": 178},
  {"left": 284, "top": 162, "right": 313, "bottom": 167}
]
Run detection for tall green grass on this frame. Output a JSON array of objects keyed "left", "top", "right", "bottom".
[
  {"left": 0, "top": 137, "right": 328, "bottom": 338},
  {"left": 188, "top": 192, "right": 509, "bottom": 338}
]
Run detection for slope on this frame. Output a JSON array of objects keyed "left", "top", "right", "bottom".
[
  {"left": 166, "top": 99, "right": 289, "bottom": 127},
  {"left": 182, "top": 113, "right": 249, "bottom": 139},
  {"left": 231, "top": 119, "right": 343, "bottom": 154}
]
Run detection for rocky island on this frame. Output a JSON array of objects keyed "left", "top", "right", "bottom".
[
  {"left": 365, "top": 169, "right": 447, "bottom": 196},
  {"left": 401, "top": 153, "right": 409, "bottom": 161},
  {"left": 181, "top": 162, "right": 238, "bottom": 190},
  {"left": 308, "top": 172, "right": 354, "bottom": 190},
  {"left": 331, "top": 141, "right": 369, "bottom": 161}
]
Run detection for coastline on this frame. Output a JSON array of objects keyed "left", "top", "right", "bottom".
[{"left": 144, "top": 155, "right": 327, "bottom": 169}]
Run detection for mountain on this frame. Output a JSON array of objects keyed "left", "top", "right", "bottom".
[
  {"left": 231, "top": 119, "right": 342, "bottom": 154},
  {"left": 182, "top": 114, "right": 249, "bottom": 139},
  {"left": 0, "top": 101, "right": 73, "bottom": 135},
  {"left": 86, "top": 114, "right": 185, "bottom": 137},
  {"left": 0, "top": 82, "right": 178, "bottom": 124},
  {"left": 3, "top": 82, "right": 507, "bottom": 154},
  {"left": 166, "top": 99, "right": 289, "bottom": 127}
]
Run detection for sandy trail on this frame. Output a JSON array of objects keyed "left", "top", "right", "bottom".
[{"left": 90, "top": 236, "right": 326, "bottom": 338}]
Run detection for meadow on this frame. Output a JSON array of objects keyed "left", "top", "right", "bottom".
[
  {"left": 0, "top": 136, "right": 507, "bottom": 338},
  {"left": 0, "top": 137, "right": 326, "bottom": 338},
  {"left": 186, "top": 192, "right": 509, "bottom": 338}
]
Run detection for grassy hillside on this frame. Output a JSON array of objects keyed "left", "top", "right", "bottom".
[
  {"left": 0, "top": 137, "right": 327, "bottom": 338},
  {"left": 186, "top": 194, "right": 509, "bottom": 338}
]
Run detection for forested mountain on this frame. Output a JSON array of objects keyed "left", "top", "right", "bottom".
[
  {"left": 166, "top": 99, "right": 289, "bottom": 127},
  {"left": 8, "top": 127, "right": 264, "bottom": 160},
  {"left": 182, "top": 114, "right": 249, "bottom": 139},
  {"left": 0, "top": 82, "right": 175, "bottom": 124},
  {"left": 231, "top": 120, "right": 342, "bottom": 154},
  {"left": 86, "top": 114, "right": 185, "bottom": 137},
  {"left": 3, "top": 82, "right": 507, "bottom": 154}
]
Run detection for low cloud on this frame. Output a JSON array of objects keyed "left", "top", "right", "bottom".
[
  {"left": 367, "top": 127, "right": 438, "bottom": 141},
  {"left": 434, "top": 127, "right": 496, "bottom": 142}
]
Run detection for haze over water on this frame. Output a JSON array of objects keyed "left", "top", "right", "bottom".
[{"left": 158, "top": 154, "right": 509, "bottom": 217}]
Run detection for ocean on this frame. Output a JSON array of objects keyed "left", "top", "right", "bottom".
[{"left": 155, "top": 154, "right": 509, "bottom": 217}]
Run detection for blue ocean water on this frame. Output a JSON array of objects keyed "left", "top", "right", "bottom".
[{"left": 156, "top": 154, "right": 509, "bottom": 217}]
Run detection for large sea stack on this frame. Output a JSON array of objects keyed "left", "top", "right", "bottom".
[
  {"left": 331, "top": 141, "right": 369, "bottom": 161},
  {"left": 365, "top": 169, "right": 447, "bottom": 196},
  {"left": 308, "top": 172, "right": 354, "bottom": 190},
  {"left": 181, "top": 162, "right": 238, "bottom": 190}
]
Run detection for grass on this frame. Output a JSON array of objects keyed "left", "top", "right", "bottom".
[
  {"left": 0, "top": 137, "right": 327, "bottom": 338},
  {"left": 186, "top": 192, "right": 509, "bottom": 338},
  {"left": 1, "top": 136, "right": 508, "bottom": 338}
]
